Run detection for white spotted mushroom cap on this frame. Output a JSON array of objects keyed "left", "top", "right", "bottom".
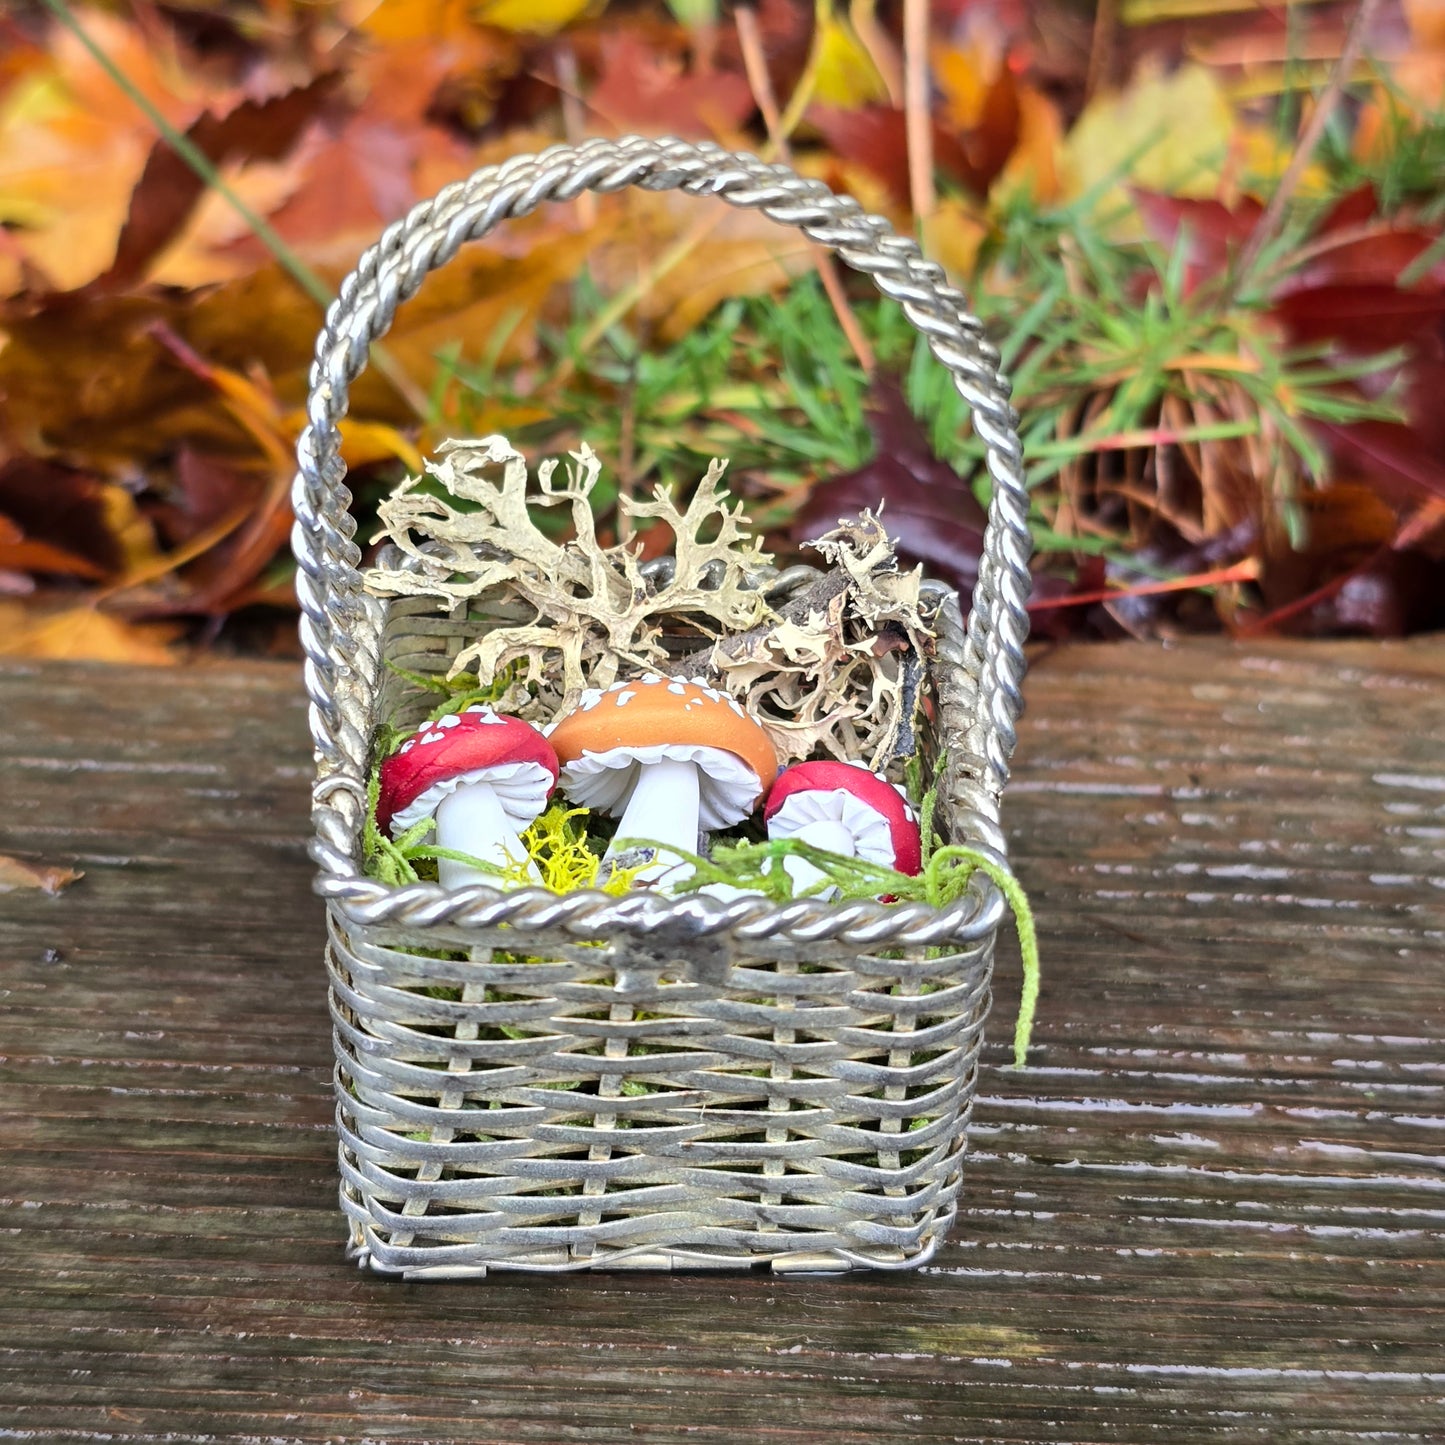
[
  {"left": 377, "top": 706, "right": 559, "bottom": 838},
  {"left": 547, "top": 675, "right": 779, "bottom": 830}
]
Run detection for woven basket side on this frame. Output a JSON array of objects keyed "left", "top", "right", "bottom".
[
  {"left": 330, "top": 908, "right": 994, "bottom": 1275},
  {"left": 327, "top": 588, "right": 997, "bottom": 1276}
]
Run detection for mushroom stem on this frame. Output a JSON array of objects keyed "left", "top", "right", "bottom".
[
  {"left": 434, "top": 782, "right": 543, "bottom": 889},
  {"left": 606, "top": 755, "right": 701, "bottom": 887},
  {"left": 772, "top": 818, "right": 857, "bottom": 900}
]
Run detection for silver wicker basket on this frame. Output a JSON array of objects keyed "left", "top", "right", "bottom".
[{"left": 291, "top": 137, "right": 1032, "bottom": 1277}]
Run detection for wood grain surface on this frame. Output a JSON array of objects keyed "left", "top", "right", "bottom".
[{"left": 1, "top": 640, "right": 1442, "bottom": 1443}]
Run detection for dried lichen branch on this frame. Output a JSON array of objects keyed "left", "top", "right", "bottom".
[
  {"left": 365, "top": 436, "right": 772, "bottom": 716},
  {"left": 365, "top": 439, "right": 934, "bottom": 770},
  {"left": 701, "top": 511, "right": 935, "bottom": 768}
]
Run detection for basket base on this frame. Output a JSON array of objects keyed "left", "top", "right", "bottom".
[{"left": 344, "top": 1209, "right": 953, "bottom": 1278}]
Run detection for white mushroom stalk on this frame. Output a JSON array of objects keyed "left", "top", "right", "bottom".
[
  {"left": 423, "top": 769, "right": 546, "bottom": 889},
  {"left": 771, "top": 818, "right": 861, "bottom": 900},
  {"left": 763, "top": 760, "right": 923, "bottom": 901}
]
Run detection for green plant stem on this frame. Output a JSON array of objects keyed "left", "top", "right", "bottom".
[
  {"left": 39, "top": 0, "right": 428, "bottom": 419},
  {"left": 1231, "top": 0, "right": 1384, "bottom": 289},
  {"left": 620, "top": 833, "right": 1042, "bottom": 1067}
]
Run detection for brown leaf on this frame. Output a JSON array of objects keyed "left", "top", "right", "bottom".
[
  {"left": 97, "top": 74, "right": 343, "bottom": 292},
  {"left": 0, "top": 459, "right": 160, "bottom": 580},
  {"left": 0, "top": 854, "right": 83, "bottom": 896},
  {"left": 586, "top": 30, "right": 754, "bottom": 137}
]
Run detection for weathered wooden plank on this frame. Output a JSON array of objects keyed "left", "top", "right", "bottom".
[{"left": 1, "top": 642, "right": 1443, "bottom": 1443}]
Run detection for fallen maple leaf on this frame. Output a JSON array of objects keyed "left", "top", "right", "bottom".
[
  {"left": 586, "top": 30, "right": 754, "bottom": 137},
  {"left": 0, "top": 11, "right": 232, "bottom": 293},
  {"left": 0, "top": 854, "right": 83, "bottom": 896},
  {"left": 100, "top": 74, "right": 342, "bottom": 292}
]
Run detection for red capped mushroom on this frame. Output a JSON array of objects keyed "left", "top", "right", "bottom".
[
  {"left": 377, "top": 707, "right": 559, "bottom": 888},
  {"left": 763, "top": 760, "right": 922, "bottom": 899}
]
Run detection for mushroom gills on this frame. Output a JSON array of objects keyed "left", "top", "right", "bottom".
[
  {"left": 771, "top": 818, "right": 857, "bottom": 900},
  {"left": 434, "top": 782, "right": 543, "bottom": 888}
]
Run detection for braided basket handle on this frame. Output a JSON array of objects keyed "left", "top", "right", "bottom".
[{"left": 291, "top": 136, "right": 1032, "bottom": 805}]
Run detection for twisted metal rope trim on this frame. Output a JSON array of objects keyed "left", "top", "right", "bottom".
[
  {"left": 319, "top": 870, "right": 1008, "bottom": 950},
  {"left": 291, "top": 137, "right": 1032, "bottom": 944}
]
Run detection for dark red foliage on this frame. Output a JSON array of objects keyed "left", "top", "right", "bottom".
[
  {"left": 792, "top": 378, "right": 987, "bottom": 599},
  {"left": 1132, "top": 190, "right": 1262, "bottom": 294}
]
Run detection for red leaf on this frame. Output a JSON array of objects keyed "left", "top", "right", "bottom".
[
  {"left": 587, "top": 32, "right": 754, "bottom": 137},
  {"left": 1287, "top": 226, "right": 1445, "bottom": 290},
  {"left": 1318, "top": 419, "right": 1445, "bottom": 503},
  {"left": 146, "top": 445, "right": 264, "bottom": 550},
  {"left": 1316, "top": 184, "right": 1379, "bottom": 234},
  {"left": 1132, "top": 190, "right": 1261, "bottom": 294},
  {"left": 792, "top": 379, "right": 986, "bottom": 597},
  {"left": 1272, "top": 283, "right": 1445, "bottom": 350},
  {"left": 808, "top": 103, "right": 1007, "bottom": 207}
]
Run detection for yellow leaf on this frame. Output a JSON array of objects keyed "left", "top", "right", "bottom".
[
  {"left": 1061, "top": 62, "right": 1234, "bottom": 212},
  {"left": 812, "top": 6, "right": 891, "bottom": 109},
  {"left": 1231, "top": 123, "right": 1329, "bottom": 201},
  {"left": 98, "top": 483, "right": 166, "bottom": 576},
  {"left": 470, "top": 0, "right": 603, "bottom": 35},
  {"left": 923, "top": 197, "right": 988, "bottom": 281},
  {"left": 0, "top": 601, "right": 182, "bottom": 665}
]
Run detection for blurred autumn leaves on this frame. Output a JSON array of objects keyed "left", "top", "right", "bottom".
[{"left": 0, "top": 0, "right": 1443, "bottom": 660}]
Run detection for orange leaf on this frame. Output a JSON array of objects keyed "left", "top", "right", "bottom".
[
  {"left": 0, "top": 12, "right": 230, "bottom": 293},
  {"left": 0, "top": 854, "right": 83, "bottom": 895}
]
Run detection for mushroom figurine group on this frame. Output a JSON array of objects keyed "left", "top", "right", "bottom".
[{"left": 375, "top": 679, "right": 923, "bottom": 900}]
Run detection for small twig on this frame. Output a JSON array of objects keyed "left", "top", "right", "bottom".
[
  {"left": 1232, "top": 0, "right": 1383, "bottom": 286},
  {"left": 1084, "top": 0, "right": 1117, "bottom": 102},
  {"left": 670, "top": 566, "right": 853, "bottom": 675},
  {"left": 553, "top": 45, "right": 597, "bottom": 231},
  {"left": 735, "top": 1, "right": 876, "bottom": 374},
  {"left": 902, "top": 0, "right": 935, "bottom": 222},
  {"left": 617, "top": 378, "right": 638, "bottom": 545}
]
